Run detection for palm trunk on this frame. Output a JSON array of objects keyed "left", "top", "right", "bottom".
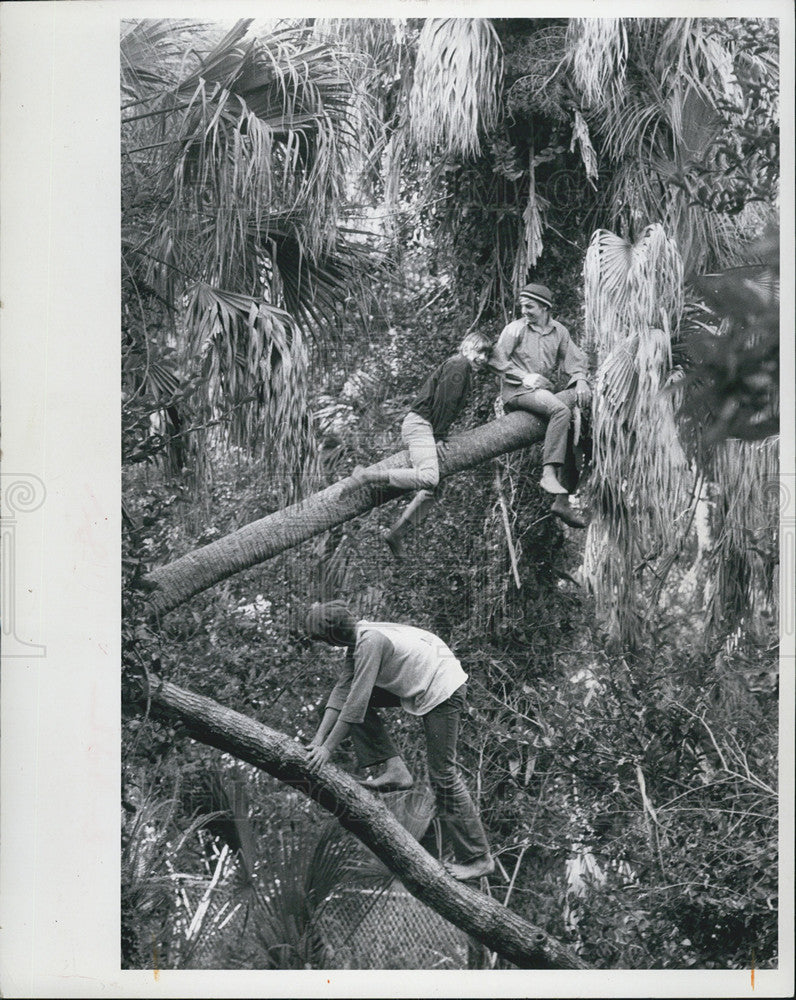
[
  {"left": 144, "top": 411, "right": 545, "bottom": 615},
  {"left": 142, "top": 672, "right": 588, "bottom": 970}
]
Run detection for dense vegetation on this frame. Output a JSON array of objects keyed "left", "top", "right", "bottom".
[{"left": 121, "top": 17, "right": 779, "bottom": 970}]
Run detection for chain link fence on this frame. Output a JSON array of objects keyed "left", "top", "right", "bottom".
[{"left": 319, "top": 885, "right": 469, "bottom": 969}]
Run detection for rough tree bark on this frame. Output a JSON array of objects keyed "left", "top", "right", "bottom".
[
  {"left": 144, "top": 411, "right": 546, "bottom": 616},
  {"left": 142, "top": 672, "right": 589, "bottom": 970}
]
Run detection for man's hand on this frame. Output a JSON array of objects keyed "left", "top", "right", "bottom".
[
  {"left": 305, "top": 744, "right": 331, "bottom": 774},
  {"left": 522, "top": 373, "right": 544, "bottom": 390},
  {"left": 575, "top": 379, "right": 591, "bottom": 407}
]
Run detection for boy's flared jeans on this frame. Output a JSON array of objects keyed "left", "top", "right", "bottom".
[{"left": 347, "top": 683, "right": 491, "bottom": 863}]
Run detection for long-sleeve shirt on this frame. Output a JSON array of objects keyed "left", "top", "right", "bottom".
[
  {"left": 409, "top": 354, "right": 472, "bottom": 438},
  {"left": 326, "top": 621, "right": 468, "bottom": 724},
  {"left": 490, "top": 317, "right": 588, "bottom": 402}
]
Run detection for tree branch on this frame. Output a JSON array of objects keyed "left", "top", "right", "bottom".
[
  {"left": 138, "top": 671, "right": 588, "bottom": 970},
  {"left": 144, "top": 411, "right": 546, "bottom": 615}
]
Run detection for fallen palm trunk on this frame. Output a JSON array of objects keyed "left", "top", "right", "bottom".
[
  {"left": 140, "top": 671, "right": 589, "bottom": 970},
  {"left": 144, "top": 411, "right": 545, "bottom": 616}
]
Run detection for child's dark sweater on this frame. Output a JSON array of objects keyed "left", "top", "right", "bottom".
[{"left": 409, "top": 354, "right": 472, "bottom": 438}]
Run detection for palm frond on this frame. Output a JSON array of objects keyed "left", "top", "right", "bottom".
[
  {"left": 583, "top": 225, "right": 690, "bottom": 648},
  {"left": 583, "top": 224, "right": 683, "bottom": 357},
  {"left": 706, "top": 436, "right": 779, "bottom": 637},
  {"left": 312, "top": 17, "right": 404, "bottom": 63},
  {"left": 566, "top": 18, "right": 628, "bottom": 110},
  {"left": 263, "top": 223, "right": 387, "bottom": 344},
  {"left": 122, "top": 20, "right": 383, "bottom": 491},
  {"left": 122, "top": 774, "right": 237, "bottom": 969},
  {"left": 381, "top": 124, "right": 409, "bottom": 208},
  {"left": 128, "top": 20, "right": 374, "bottom": 274},
  {"left": 248, "top": 819, "right": 369, "bottom": 969},
  {"left": 511, "top": 147, "right": 548, "bottom": 291},
  {"left": 196, "top": 763, "right": 260, "bottom": 886},
  {"left": 653, "top": 17, "right": 741, "bottom": 107},
  {"left": 597, "top": 91, "right": 661, "bottom": 163},
  {"left": 409, "top": 18, "right": 503, "bottom": 159},
  {"left": 120, "top": 18, "right": 199, "bottom": 98},
  {"left": 570, "top": 109, "right": 598, "bottom": 185},
  {"left": 568, "top": 18, "right": 768, "bottom": 276},
  {"left": 183, "top": 282, "right": 316, "bottom": 497}
]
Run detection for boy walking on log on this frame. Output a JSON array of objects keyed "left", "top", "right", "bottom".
[
  {"left": 346, "top": 332, "right": 491, "bottom": 558},
  {"left": 491, "top": 283, "right": 591, "bottom": 528},
  {"left": 304, "top": 600, "right": 495, "bottom": 881}
]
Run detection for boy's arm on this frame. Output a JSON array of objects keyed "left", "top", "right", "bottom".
[
  {"left": 305, "top": 633, "right": 389, "bottom": 772},
  {"left": 309, "top": 707, "right": 340, "bottom": 746},
  {"left": 434, "top": 356, "right": 473, "bottom": 439},
  {"left": 557, "top": 326, "right": 591, "bottom": 402},
  {"left": 489, "top": 324, "right": 527, "bottom": 384},
  {"left": 306, "top": 710, "right": 353, "bottom": 772}
]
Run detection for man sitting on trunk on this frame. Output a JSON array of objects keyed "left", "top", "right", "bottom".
[
  {"left": 304, "top": 600, "right": 495, "bottom": 882},
  {"left": 491, "top": 282, "right": 591, "bottom": 528}
]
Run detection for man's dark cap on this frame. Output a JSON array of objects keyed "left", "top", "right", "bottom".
[{"left": 519, "top": 283, "right": 553, "bottom": 308}]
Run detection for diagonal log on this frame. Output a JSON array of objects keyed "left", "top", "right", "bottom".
[
  {"left": 144, "top": 411, "right": 545, "bottom": 615},
  {"left": 142, "top": 672, "right": 589, "bottom": 970}
]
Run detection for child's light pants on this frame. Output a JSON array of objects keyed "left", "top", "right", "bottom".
[{"left": 386, "top": 411, "right": 440, "bottom": 492}]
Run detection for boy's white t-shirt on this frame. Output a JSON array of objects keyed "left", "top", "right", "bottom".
[{"left": 326, "top": 621, "right": 468, "bottom": 723}]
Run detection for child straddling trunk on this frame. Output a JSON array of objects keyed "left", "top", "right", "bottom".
[{"left": 346, "top": 332, "right": 491, "bottom": 557}]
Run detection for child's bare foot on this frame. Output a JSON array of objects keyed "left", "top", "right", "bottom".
[
  {"left": 539, "top": 467, "right": 568, "bottom": 495},
  {"left": 445, "top": 854, "right": 496, "bottom": 881},
  {"left": 358, "top": 756, "right": 413, "bottom": 793}
]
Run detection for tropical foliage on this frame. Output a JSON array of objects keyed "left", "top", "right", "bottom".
[
  {"left": 122, "top": 15, "right": 780, "bottom": 971},
  {"left": 121, "top": 18, "right": 383, "bottom": 492}
]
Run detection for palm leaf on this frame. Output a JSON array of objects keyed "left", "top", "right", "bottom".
[
  {"left": 120, "top": 18, "right": 198, "bottom": 98},
  {"left": 409, "top": 18, "right": 503, "bottom": 159},
  {"left": 583, "top": 224, "right": 683, "bottom": 357},
  {"left": 122, "top": 20, "right": 383, "bottom": 493},
  {"left": 248, "top": 819, "right": 375, "bottom": 969},
  {"left": 182, "top": 282, "right": 316, "bottom": 497},
  {"left": 570, "top": 108, "right": 598, "bottom": 185},
  {"left": 582, "top": 225, "right": 689, "bottom": 648},
  {"left": 706, "top": 436, "right": 779, "bottom": 637},
  {"left": 568, "top": 17, "right": 773, "bottom": 276},
  {"left": 511, "top": 147, "right": 549, "bottom": 290},
  {"left": 566, "top": 18, "right": 628, "bottom": 110}
]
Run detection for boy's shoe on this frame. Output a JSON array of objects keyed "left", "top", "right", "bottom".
[{"left": 383, "top": 529, "right": 404, "bottom": 561}]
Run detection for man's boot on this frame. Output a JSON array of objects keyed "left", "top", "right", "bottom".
[
  {"left": 383, "top": 526, "right": 406, "bottom": 560},
  {"left": 550, "top": 494, "right": 587, "bottom": 529}
]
